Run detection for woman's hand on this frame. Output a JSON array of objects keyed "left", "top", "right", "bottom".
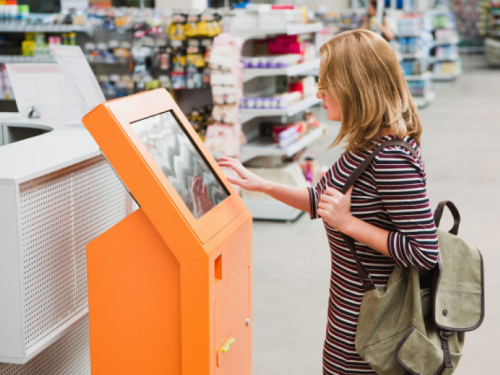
[
  {"left": 317, "top": 186, "right": 355, "bottom": 233},
  {"left": 218, "top": 156, "right": 267, "bottom": 192}
]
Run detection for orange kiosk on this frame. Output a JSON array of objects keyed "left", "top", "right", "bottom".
[{"left": 82, "top": 89, "right": 252, "bottom": 375}]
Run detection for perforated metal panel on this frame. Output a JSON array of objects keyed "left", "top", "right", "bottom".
[
  {"left": 18, "top": 155, "right": 128, "bottom": 350},
  {"left": 0, "top": 317, "right": 90, "bottom": 375}
]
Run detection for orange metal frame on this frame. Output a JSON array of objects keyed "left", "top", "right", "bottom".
[{"left": 83, "top": 89, "right": 253, "bottom": 375}]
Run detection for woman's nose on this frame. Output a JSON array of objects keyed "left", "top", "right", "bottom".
[{"left": 316, "top": 91, "right": 322, "bottom": 100}]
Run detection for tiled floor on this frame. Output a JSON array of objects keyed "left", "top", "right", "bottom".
[{"left": 252, "top": 55, "right": 500, "bottom": 374}]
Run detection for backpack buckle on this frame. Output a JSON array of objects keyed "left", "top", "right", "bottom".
[{"left": 440, "top": 330, "right": 452, "bottom": 341}]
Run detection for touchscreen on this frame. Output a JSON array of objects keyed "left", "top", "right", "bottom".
[{"left": 131, "top": 111, "right": 229, "bottom": 219}]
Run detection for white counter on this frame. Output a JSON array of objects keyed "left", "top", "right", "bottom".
[{"left": 0, "top": 116, "right": 130, "bottom": 370}]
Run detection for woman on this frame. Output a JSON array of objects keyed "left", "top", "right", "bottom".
[
  {"left": 361, "top": 0, "right": 395, "bottom": 42},
  {"left": 219, "top": 30, "right": 439, "bottom": 374}
]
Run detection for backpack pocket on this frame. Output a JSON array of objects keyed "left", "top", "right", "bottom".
[{"left": 395, "top": 326, "right": 444, "bottom": 375}]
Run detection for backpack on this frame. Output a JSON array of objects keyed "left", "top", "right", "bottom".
[{"left": 340, "top": 139, "right": 485, "bottom": 374}]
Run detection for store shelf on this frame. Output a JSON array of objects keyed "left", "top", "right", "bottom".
[
  {"left": 242, "top": 58, "right": 320, "bottom": 82},
  {"left": 243, "top": 198, "right": 304, "bottom": 221},
  {"left": 240, "top": 125, "right": 325, "bottom": 163},
  {"left": 0, "top": 55, "right": 55, "bottom": 63},
  {"left": 433, "top": 36, "right": 460, "bottom": 46},
  {"left": 232, "top": 22, "right": 323, "bottom": 40},
  {"left": 400, "top": 51, "right": 427, "bottom": 59},
  {"left": 397, "top": 32, "right": 423, "bottom": 38},
  {"left": 432, "top": 69, "right": 461, "bottom": 81},
  {"left": 87, "top": 57, "right": 132, "bottom": 66},
  {"left": 0, "top": 24, "right": 92, "bottom": 35},
  {"left": 405, "top": 72, "right": 433, "bottom": 81},
  {"left": 414, "top": 91, "right": 436, "bottom": 108},
  {"left": 239, "top": 96, "right": 321, "bottom": 123},
  {"left": 429, "top": 53, "right": 459, "bottom": 62},
  {"left": 489, "top": 30, "right": 500, "bottom": 37}
]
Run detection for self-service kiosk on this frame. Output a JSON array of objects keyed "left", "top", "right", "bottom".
[{"left": 82, "top": 89, "right": 252, "bottom": 375}]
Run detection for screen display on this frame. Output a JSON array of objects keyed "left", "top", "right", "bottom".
[{"left": 131, "top": 111, "right": 229, "bottom": 220}]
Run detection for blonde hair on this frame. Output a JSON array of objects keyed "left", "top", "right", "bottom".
[{"left": 319, "top": 29, "right": 422, "bottom": 153}]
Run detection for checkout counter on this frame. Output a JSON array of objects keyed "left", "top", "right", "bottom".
[{"left": 0, "top": 113, "right": 130, "bottom": 374}]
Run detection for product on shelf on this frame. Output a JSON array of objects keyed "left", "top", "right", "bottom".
[
  {"left": 433, "top": 60, "right": 461, "bottom": 75},
  {"left": 230, "top": 4, "right": 307, "bottom": 32},
  {"left": 398, "top": 15, "right": 424, "bottom": 35},
  {"left": 486, "top": 2, "right": 500, "bottom": 65},
  {"left": 0, "top": 62, "right": 13, "bottom": 99},
  {"left": 400, "top": 59, "right": 426, "bottom": 75},
  {"left": 205, "top": 32, "right": 244, "bottom": 159},
  {"left": 407, "top": 80, "right": 431, "bottom": 97}
]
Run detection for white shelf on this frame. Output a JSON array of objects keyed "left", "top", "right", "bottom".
[
  {"left": 239, "top": 96, "right": 321, "bottom": 123},
  {"left": 401, "top": 51, "right": 427, "bottom": 59},
  {"left": 414, "top": 91, "right": 436, "bottom": 108},
  {"left": 397, "top": 32, "right": 422, "bottom": 38},
  {"left": 405, "top": 72, "right": 433, "bottom": 81},
  {"left": 0, "top": 24, "right": 92, "bottom": 34},
  {"left": 432, "top": 69, "right": 461, "bottom": 81},
  {"left": 429, "top": 54, "right": 460, "bottom": 62},
  {"left": 242, "top": 58, "right": 320, "bottom": 82},
  {"left": 0, "top": 55, "right": 55, "bottom": 63},
  {"left": 240, "top": 125, "right": 325, "bottom": 163},
  {"left": 232, "top": 22, "right": 323, "bottom": 40},
  {"left": 433, "top": 36, "right": 460, "bottom": 46},
  {"left": 243, "top": 198, "right": 304, "bottom": 221}
]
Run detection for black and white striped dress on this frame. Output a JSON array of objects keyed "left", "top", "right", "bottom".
[{"left": 308, "top": 135, "right": 439, "bottom": 374}]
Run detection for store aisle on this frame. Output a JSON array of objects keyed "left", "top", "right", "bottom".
[{"left": 251, "top": 55, "right": 500, "bottom": 374}]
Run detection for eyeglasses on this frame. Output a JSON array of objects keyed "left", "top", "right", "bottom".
[
  {"left": 316, "top": 82, "right": 327, "bottom": 91},
  {"left": 316, "top": 82, "right": 328, "bottom": 98}
]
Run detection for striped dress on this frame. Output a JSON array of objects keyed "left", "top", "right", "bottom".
[{"left": 308, "top": 135, "right": 439, "bottom": 374}]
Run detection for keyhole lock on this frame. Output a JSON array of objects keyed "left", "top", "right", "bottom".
[
  {"left": 245, "top": 319, "right": 250, "bottom": 326},
  {"left": 442, "top": 309, "right": 448, "bottom": 316}
]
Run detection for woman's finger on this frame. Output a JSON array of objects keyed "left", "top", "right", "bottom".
[{"left": 323, "top": 187, "right": 341, "bottom": 197}]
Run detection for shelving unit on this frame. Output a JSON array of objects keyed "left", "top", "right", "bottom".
[
  {"left": 231, "top": 22, "right": 323, "bottom": 40},
  {"left": 405, "top": 71, "right": 433, "bottom": 81},
  {"left": 429, "top": 53, "right": 460, "bottom": 62},
  {"left": 242, "top": 58, "right": 320, "bottom": 82},
  {"left": 449, "top": 0, "right": 490, "bottom": 53},
  {"left": 396, "top": 21, "right": 436, "bottom": 108},
  {"left": 433, "top": 36, "right": 460, "bottom": 46},
  {"left": 0, "top": 55, "right": 55, "bottom": 63},
  {"left": 240, "top": 124, "right": 325, "bottom": 164},
  {"left": 0, "top": 24, "right": 92, "bottom": 35},
  {"left": 427, "top": 9, "right": 462, "bottom": 82},
  {"left": 431, "top": 69, "right": 462, "bottom": 80},
  {"left": 232, "top": 15, "right": 324, "bottom": 221},
  {"left": 239, "top": 96, "right": 321, "bottom": 123},
  {"left": 486, "top": 5, "right": 500, "bottom": 66}
]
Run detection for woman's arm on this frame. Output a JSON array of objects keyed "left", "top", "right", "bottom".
[
  {"left": 318, "top": 149, "right": 439, "bottom": 270},
  {"left": 376, "top": 16, "right": 395, "bottom": 41},
  {"left": 219, "top": 156, "right": 311, "bottom": 213},
  {"left": 317, "top": 187, "right": 391, "bottom": 256}
]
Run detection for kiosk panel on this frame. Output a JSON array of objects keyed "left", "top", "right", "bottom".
[{"left": 131, "top": 111, "right": 228, "bottom": 220}]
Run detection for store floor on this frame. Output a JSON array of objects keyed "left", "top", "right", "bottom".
[{"left": 251, "top": 55, "right": 500, "bottom": 374}]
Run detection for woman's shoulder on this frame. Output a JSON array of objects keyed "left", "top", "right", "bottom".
[{"left": 374, "top": 135, "right": 421, "bottom": 162}]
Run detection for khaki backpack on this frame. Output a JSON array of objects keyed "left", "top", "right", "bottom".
[{"left": 340, "top": 139, "right": 485, "bottom": 375}]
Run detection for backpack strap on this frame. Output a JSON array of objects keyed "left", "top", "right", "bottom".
[
  {"left": 340, "top": 139, "right": 420, "bottom": 291},
  {"left": 433, "top": 200, "right": 460, "bottom": 235}
]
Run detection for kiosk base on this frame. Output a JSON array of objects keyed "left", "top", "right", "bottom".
[
  {"left": 87, "top": 208, "right": 182, "bottom": 374},
  {"left": 87, "top": 207, "right": 253, "bottom": 375}
]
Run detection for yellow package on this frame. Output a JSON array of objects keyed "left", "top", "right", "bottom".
[{"left": 22, "top": 40, "right": 35, "bottom": 56}]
